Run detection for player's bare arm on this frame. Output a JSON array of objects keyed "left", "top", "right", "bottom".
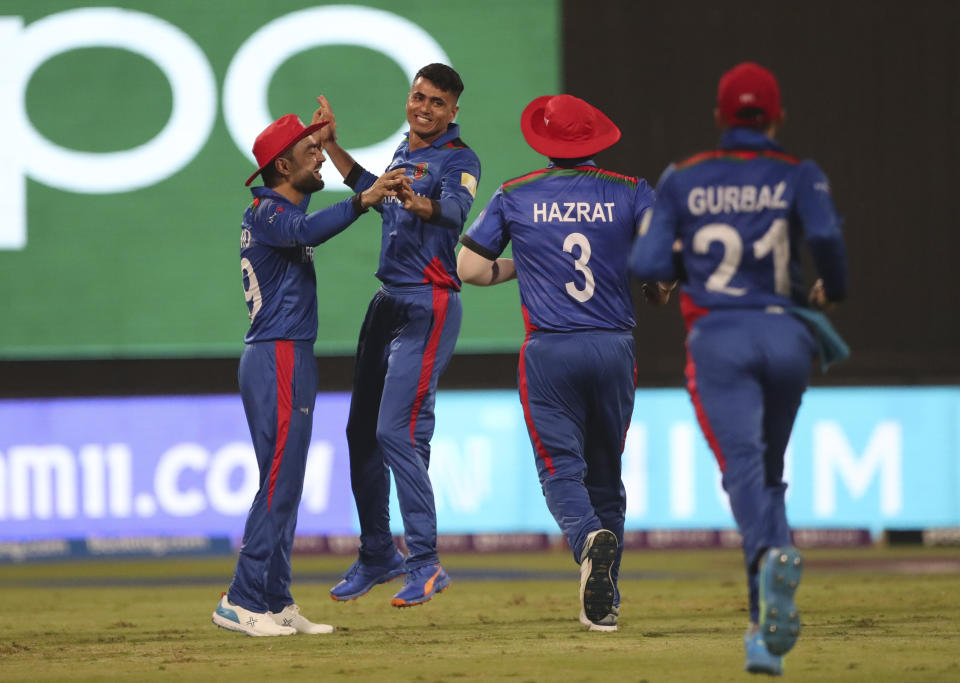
[
  {"left": 456, "top": 244, "right": 517, "bottom": 286},
  {"left": 313, "top": 95, "right": 356, "bottom": 180}
]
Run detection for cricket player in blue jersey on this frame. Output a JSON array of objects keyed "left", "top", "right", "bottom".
[
  {"left": 458, "top": 94, "right": 656, "bottom": 632},
  {"left": 315, "top": 64, "right": 481, "bottom": 607},
  {"left": 212, "top": 110, "right": 406, "bottom": 636},
  {"left": 630, "top": 63, "right": 848, "bottom": 674}
]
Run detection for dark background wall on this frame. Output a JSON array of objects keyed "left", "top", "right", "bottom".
[
  {"left": 568, "top": 0, "right": 959, "bottom": 385},
  {"left": 3, "top": 0, "right": 957, "bottom": 397}
]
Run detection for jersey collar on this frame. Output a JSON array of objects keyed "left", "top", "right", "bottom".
[
  {"left": 719, "top": 126, "right": 784, "bottom": 153},
  {"left": 404, "top": 123, "right": 462, "bottom": 149},
  {"left": 546, "top": 159, "right": 596, "bottom": 169},
  {"left": 250, "top": 185, "right": 311, "bottom": 211}
]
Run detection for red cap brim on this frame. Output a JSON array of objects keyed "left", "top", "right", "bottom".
[
  {"left": 520, "top": 95, "right": 621, "bottom": 159},
  {"left": 244, "top": 121, "right": 327, "bottom": 186}
]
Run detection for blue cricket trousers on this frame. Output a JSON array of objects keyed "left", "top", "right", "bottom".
[
  {"left": 228, "top": 339, "right": 317, "bottom": 613},
  {"left": 685, "top": 309, "right": 815, "bottom": 623},
  {"left": 346, "top": 284, "right": 462, "bottom": 569},
  {"left": 519, "top": 328, "right": 635, "bottom": 590}
]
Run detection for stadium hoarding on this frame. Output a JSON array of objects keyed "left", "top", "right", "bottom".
[
  {"left": 0, "top": 387, "right": 957, "bottom": 542},
  {"left": 0, "top": 0, "right": 559, "bottom": 360}
]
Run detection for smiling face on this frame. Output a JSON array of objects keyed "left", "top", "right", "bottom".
[
  {"left": 405, "top": 77, "right": 459, "bottom": 147},
  {"left": 284, "top": 134, "right": 326, "bottom": 195}
]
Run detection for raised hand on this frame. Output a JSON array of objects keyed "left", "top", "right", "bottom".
[
  {"left": 360, "top": 168, "right": 410, "bottom": 208},
  {"left": 313, "top": 95, "right": 337, "bottom": 144}
]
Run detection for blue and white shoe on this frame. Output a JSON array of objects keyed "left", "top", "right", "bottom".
[
  {"left": 758, "top": 546, "right": 803, "bottom": 655},
  {"left": 391, "top": 563, "right": 451, "bottom": 607},
  {"left": 744, "top": 627, "right": 783, "bottom": 675},
  {"left": 212, "top": 594, "right": 296, "bottom": 636},
  {"left": 579, "top": 529, "right": 618, "bottom": 625},
  {"left": 329, "top": 551, "right": 406, "bottom": 601}
]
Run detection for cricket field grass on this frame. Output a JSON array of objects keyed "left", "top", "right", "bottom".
[{"left": 0, "top": 545, "right": 958, "bottom": 682}]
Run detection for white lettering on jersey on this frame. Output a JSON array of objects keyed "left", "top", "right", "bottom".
[
  {"left": 688, "top": 182, "right": 788, "bottom": 215},
  {"left": 532, "top": 202, "right": 616, "bottom": 223}
]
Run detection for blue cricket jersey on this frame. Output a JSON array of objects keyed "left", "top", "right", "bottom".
[
  {"left": 463, "top": 162, "right": 655, "bottom": 331},
  {"left": 346, "top": 123, "right": 481, "bottom": 289},
  {"left": 241, "top": 186, "right": 361, "bottom": 343},
  {"left": 630, "top": 127, "right": 847, "bottom": 318}
]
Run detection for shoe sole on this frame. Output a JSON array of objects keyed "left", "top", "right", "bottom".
[
  {"left": 578, "top": 610, "right": 618, "bottom": 632},
  {"left": 582, "top": 530, "right": 618, "bottom": 624},
  {"left": 759, "top": 547, "right": 803, "bottom": 656},
  {"left": 390, "top": 577, "right": 451, "bottom": 608},
  {"left": 211, "top": 612, "right": 294, "bottom": 637},
  {"left": 329, "top": 568, "right": 405, "bottom": 602}
]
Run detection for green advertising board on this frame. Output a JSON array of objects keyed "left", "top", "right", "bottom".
[{"left": 0, "top": 0, "right": 559, "bottom": 359}]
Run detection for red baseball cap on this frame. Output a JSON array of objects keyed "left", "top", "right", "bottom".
[
  {"left": 520, "top": 94, "right": 621, "bottom": 159},
  {"left": 717, "top": 62, "right": 782, "bottom": 127},
  {"left": 244, "top": 114, "right": 327, "bottom": 186}
]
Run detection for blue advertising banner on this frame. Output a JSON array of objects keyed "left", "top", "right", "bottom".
[{"left": 0, "top": 388, "right": 957, "bottom": 541}]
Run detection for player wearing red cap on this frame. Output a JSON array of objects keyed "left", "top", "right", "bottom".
[
  {"left": 459, "top": 94, "right": 656, "bottom": 631},
  {"left": 631, "top": 63, "right": 848, "bottom": 673},
  {"left": 212, "top": 107, "right": 405, "bottom": 637}
]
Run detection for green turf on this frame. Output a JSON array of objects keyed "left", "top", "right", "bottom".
[{"left": 0, "top": 547, "right": 958, "bottom": 681}]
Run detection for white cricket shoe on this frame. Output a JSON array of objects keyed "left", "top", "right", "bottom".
[
  {"left": 212, "top": 594, "right": 296, "bottom": 637},
  {"left": 270, "top": 604, "right": 335, "bottom": 634},
  {"left": 579, "top": 605, "right": 620, "bottom": 632}
]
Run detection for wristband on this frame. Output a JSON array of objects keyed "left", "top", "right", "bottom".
[{"left": 351, "top": 193, "right": 369, "bottom": 215}]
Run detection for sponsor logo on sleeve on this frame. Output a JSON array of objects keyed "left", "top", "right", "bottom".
[{"left": 461, "top": 172, "right": 478, "bottom": 197}]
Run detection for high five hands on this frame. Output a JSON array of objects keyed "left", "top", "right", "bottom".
[
  {"left": 313, "top": 95, "right": 336, "bottom": 144},
  {"left": 360, "top": 169, "right": 410, "bottom": 209},
  {"left": 313, "top": 94, "right": 426, "bottom": 218}
]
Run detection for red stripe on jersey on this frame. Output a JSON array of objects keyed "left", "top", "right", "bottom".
[
  {"left": 518, "top": 306, "right": 555, "bottom": 475},
  {"left": 267, "top": 340, "right": 295, "bottom": 511},
  {"left": 409, "top": 287, "right": 450, "bottom": 445},
  {"left": 679, "top": 292, "right": 711, "bottom": 331},
  {"left": 422, "top": 256, "right": 461, "bottom": 291},
  {"left": 675, "top": 149, "right": 800, "bottom": 170},
  {"left": 578, "top": 165, "right": 639, "bottom": 183},
  {"left": 684, "top": 340, "right": 726, "bottom": 472},
  {"left": 503, "top": 168, "right": 553, "bottom": 190}
]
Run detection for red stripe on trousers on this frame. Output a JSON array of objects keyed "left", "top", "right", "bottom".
[
  {"left": 409, "top": 286, "right": 449, "bottom": 445},
  {"left": 683, "top": 339, "right": 726, "bottom": 471},
  {"left": 267, "top": 340, "right": 295, "bottom": 511},
  {"left": 518, "top": 306, "right": 555, "bottom": 475}
]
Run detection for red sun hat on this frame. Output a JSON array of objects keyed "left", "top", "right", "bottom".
[
  {"left": 520, "top": 94, "right": 621, "bottom": 159},
  {"left": 717, "top": 62, "right": 782, "bottom": 127},
  {"left": 244, "top": 114, "right": 327, "bottom": 186}
]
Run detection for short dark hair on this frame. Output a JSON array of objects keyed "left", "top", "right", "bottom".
[
  {"left": 260, "top": 150, "right": 293, "bottom": 188},
  {"left": 732, "top": 106, "right": 770, "bottom": 129},
  {"left": 414, "top": 63, "right": 464, "bottom": 98}
]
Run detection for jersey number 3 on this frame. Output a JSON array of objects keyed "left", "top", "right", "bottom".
[
  {"left": 563, "top": 232, "right": 595, "bottom": 303},
  {"left": 241, "top": 258, "right": 262, "bottom": 322}
]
